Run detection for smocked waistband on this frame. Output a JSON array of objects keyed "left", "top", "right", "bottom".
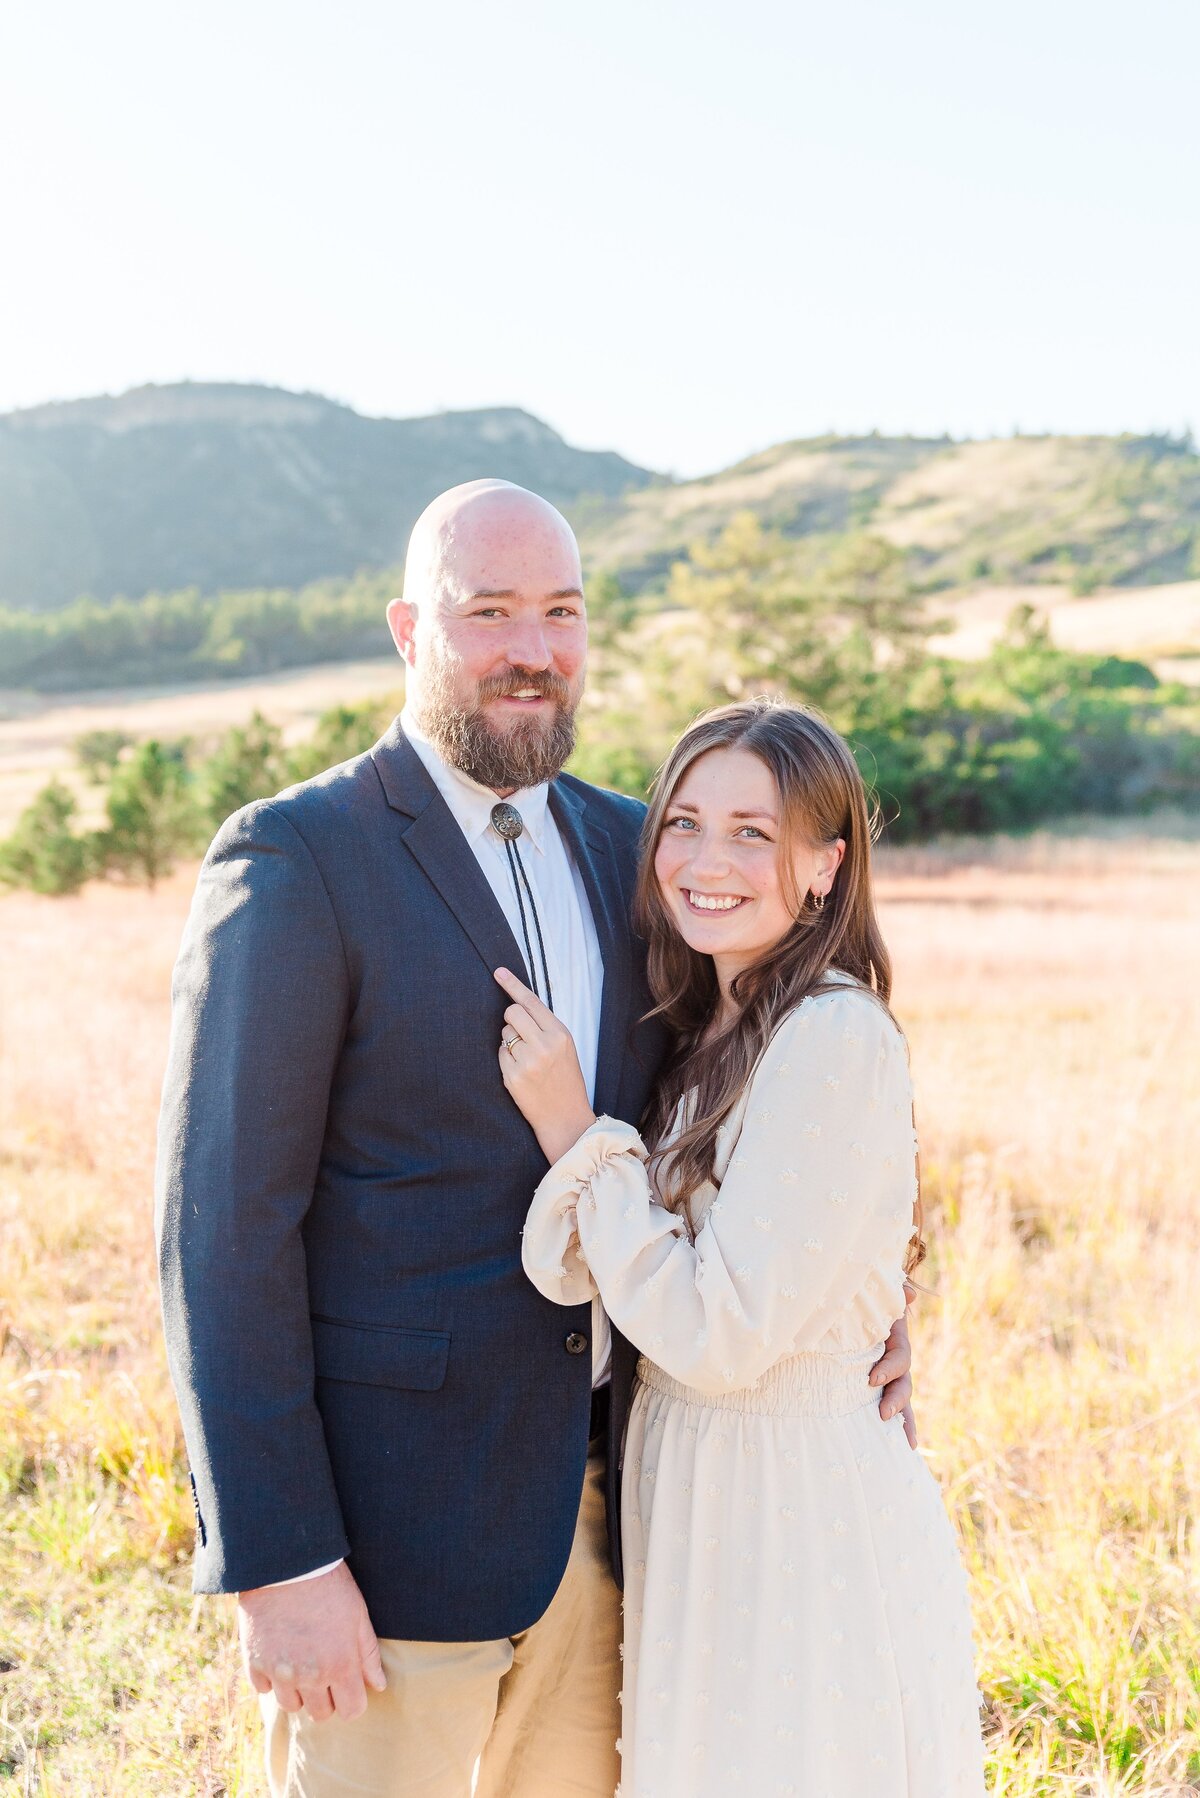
[{"left": 634, "top": 1347, "right": 882, "bottom": 1419}]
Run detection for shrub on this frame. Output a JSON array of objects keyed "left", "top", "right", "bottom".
[
  {"left": 98, "top": 742, "right": 202, "bottom": 888},
  {"left": 0, "top": 781, "right": 93, "bottom": 895}
]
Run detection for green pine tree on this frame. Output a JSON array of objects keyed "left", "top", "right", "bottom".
[
  {"left": 0, "top": 780, "right": 93, "bottom": 895},
  {"left": 100, "top": 741, "right": 201, "bottom": 888},
  {"left": 285, "top": 695, "right": 400, "bottom": 783},
  {"left": 74, "top": 729, "right": 133, "bottom": 784},
  {"left": 201, "top": 711, "right": 286, "bottom": 828}
]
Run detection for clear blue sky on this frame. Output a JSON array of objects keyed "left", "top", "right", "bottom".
[{"left": 2, "top": 0, "right": 1196, "bottom": 476}]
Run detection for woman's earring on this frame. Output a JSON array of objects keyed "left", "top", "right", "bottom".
[{"left": 812, "top": 890, "right": 826, "bottom": 911}]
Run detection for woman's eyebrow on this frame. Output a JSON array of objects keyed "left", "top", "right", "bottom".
[{"left": 666, "top": 802, "right": 778, "bottom": 822}]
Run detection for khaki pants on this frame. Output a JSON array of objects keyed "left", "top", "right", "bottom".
[{"left": 262, "top": 1449, "right": 621, "bottom": 1798}]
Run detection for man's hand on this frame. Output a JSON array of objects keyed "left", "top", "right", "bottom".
[
  {"left": 238, "top": 1562, "right": 386, "bottom": 1722},
  {"left": 870, "top": 1306, "right": 917, "bottom": 1449}
]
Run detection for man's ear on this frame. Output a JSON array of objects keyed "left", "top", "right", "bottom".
[{"left": 386, "top": 597, "right": 417, "bottom": 664}]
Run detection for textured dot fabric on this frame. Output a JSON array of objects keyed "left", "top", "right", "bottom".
[{"left": 524, "top": 984, "right": 985, "bottom": 1796}]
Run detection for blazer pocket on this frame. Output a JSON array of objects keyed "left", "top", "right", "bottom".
[{"left": 310, "top": 1316, "right": 451, "bottom": 1392}]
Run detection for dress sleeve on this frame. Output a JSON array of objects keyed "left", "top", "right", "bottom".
[{"left": 522, "top": 988, "right": 916, "bottom": 1394}]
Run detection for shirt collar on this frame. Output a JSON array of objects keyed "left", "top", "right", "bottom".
[{"left": 401, "top": 704, "right": 550, "bottom": 853}]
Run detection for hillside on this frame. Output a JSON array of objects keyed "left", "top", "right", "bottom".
[
  {"left": 0, "top": 383, "right": 655, "bottom": 609},
  {"left": 5, "top": 386, "right": 1199, "bottom": 620},
  {"left": 2, "top": 393, "right": 1199, "bottom": 698},
  {"left": 575, "top": 431, "right": 1200, "bottom": 598}
]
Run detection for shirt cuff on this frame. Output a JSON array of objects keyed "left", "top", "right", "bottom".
[{"left": 264, "top": 1558, "right": 344, "bottom": 1587}]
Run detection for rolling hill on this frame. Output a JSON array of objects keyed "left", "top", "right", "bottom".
[
  {"left": 574, "top": 430, "right": 1200, "bottom": 598},
  {"left": 1, "top": 387, "right": 1198, "bottom": 696},
  {"left": 0, "top": 383, "right": 655, "bottom": 609}
]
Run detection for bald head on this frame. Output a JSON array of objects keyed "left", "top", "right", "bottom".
[
  {"left": 402, "top": 480, "right": 583, "bottom": 614},
  {"left": 386, "top": 480, "right": 589, "bottom": 792}
]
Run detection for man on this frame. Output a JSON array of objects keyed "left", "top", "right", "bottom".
[{"left": 156, "top": 479, "right": 913, "bottom": 1798}]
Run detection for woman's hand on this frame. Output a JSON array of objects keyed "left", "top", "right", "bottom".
[
  {"left": 869, "top": 1308, "right": 918, "bottom": 1449},
  {"left": 494, "top": 967, "right": 596, "bottom": 1165}
]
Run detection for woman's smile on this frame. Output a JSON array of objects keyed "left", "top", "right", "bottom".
[{"left": 681, "top": 889, "right": 751, "bottom": 914}]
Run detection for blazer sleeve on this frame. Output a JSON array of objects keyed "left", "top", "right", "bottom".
[
  {"left": 522, "top": 989, "right": 915, "bottom": 1395},
  {"left": 154, "top": 801, "right": 353, "bottom": 1593}
]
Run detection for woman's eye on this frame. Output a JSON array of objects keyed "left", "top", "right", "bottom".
[
  {"left": 666, "top": 816, "right": 697, "bottom": 831},
  {"left": 738, "top": 826, "right": 768, "bottom": 839}
]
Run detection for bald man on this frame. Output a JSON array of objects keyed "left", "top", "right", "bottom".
[{"left": 156, "top": 481, "right": 913, "bottom": 1798}]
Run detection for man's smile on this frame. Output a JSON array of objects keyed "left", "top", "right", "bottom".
[{"left": 494, "top": 690, "right": 552, "bottom": 708}]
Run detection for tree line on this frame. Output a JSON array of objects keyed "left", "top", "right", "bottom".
[
  {"left": 0, "top": 570, "right": 397, "bottom": 691},
  {"left": 1, "top": 516, "right": 1196, "bottom": 895}
]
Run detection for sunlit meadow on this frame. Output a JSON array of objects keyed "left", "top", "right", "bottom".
[{"left": 1, "top": 825, "right": 1198, "bottom": 1794}]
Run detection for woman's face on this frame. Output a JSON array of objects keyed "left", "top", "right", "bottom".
[{"left": 653, "top": 745, "right": 844, "bottom": 989}]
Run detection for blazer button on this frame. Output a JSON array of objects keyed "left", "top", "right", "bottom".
[{"left": 564, "top": 1331, "right": 589, "bottom": 1356}]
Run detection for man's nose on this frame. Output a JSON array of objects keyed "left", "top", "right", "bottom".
[{"left": 504, "top": 620, "right": 552, "bottom": 670}]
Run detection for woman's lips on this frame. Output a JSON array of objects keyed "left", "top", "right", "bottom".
[{"left": 682, "top": 890, "right": 750, "bottom": 915}]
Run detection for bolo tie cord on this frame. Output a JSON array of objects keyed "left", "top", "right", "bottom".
[{"left": 503, "top": 835, "right": 554, "bottom": 1013}]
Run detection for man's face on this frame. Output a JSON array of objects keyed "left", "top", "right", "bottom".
[{"left": 392, "top": 496, "right": 588, "bottom": 792}]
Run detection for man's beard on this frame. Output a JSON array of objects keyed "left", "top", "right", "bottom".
[{"left": 417, "top": 661, "right": 579, "bottom": 791}]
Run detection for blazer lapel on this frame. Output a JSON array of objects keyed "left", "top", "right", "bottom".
[
  {"left": 370, "top": 727, "right": 638, "bottom": 1109},
  {"left": 370, "top": 724, "right": 532, "bottom": 986},
  {"left": 549, "top": 780, "right": 634, "bottom": 1120}
]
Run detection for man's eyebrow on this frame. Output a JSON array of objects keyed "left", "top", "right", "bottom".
[{"left": 466, "top": 587, "right": 585, "bottom": 601}]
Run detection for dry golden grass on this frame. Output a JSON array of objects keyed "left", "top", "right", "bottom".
[
  {"left": 0, "top": 658, "right": 401, "bottom": 833},
  {"left": 932, "top": 579, "right": 1200, "bottom": 680},
  {"left": 1, "top": 828, "right": 1198, "bottom": 1793},
  {"left": 883, "top": 830, "right": 1200, "bottom": 1795},
  {"left": 0, "top": 872, "right": 266, "bottom": 1794}
]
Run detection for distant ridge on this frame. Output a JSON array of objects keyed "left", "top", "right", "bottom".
[
  {"left": 575, "top": 430, "right": 1200, "bottom": 597},
  {"left": 0, "top": 382, "right": 656, "bottom": 609},
  {"left": 2, "top": 384, "right": 1198, "bottom": 618}
]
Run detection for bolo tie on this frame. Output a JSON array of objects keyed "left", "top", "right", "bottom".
[{"left": 490, "top": 802, "right": 554, "bottom": 1012}]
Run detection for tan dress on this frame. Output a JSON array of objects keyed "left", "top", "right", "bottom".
[{"left": 523, "top": 983, "right": 985, "bottom": 1797}]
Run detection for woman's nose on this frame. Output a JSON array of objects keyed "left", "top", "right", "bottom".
[{"left": 686, "top": 834, "right": 731, "bottom": 879}]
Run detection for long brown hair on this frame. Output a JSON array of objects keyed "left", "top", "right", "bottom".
[{"left": 636, "top": 698, "right": 924, "bottom": 1271}]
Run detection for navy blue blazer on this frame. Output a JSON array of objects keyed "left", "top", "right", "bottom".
[{"left": 155, "top": 721, "right": 669, "bottom": 1642}]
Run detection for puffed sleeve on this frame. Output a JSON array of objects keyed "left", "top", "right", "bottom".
[{"left": 522, "top": 987, "right": 916, "bottom": 1395}]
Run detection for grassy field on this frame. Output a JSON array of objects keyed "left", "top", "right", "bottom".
[
  {"left": 1, "top": 828, "right": 1198, "bottom": 1794},
  {"left": 931, "top": 579, "right": 1200, "bottom": 682},
  {"left": 0, "top": 659, "right": 403, "bottom": 834}
]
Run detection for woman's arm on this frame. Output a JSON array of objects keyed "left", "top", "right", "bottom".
[{"left": 522, "top": 989, "right": 916, "bottom": 1394}]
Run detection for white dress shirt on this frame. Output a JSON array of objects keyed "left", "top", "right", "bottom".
[
  {"left": 273, "top": 710, "right": 610, "bottom": 1587},
  {"left": 400, "top": 706, "right": 606, "bottom": 1145}
]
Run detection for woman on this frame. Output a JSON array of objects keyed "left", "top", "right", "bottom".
[{"left": 494, "top": 700, "right": 984, "bottom": 1797}]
